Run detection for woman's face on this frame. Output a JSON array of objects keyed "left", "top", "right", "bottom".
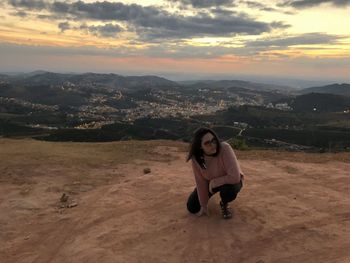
[{"left": 201, "top": 132, "right": 218, "bottom": 156}]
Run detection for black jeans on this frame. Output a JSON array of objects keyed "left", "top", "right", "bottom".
[{"left": 186, "top": 180, "right": 243, "bottom": 214}]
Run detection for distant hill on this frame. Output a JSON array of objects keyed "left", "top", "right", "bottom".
[
  {"left": 2, "top": 71, "right": 299, "bottom": 94},
  {"left": 286, "top": 93, "right": 350, "bottom": 112},
  {"left": 0, "top": 82, "right": 88, "bottom": 107},
  {"left": 0, "top": 72, "right": 181, "bottom": 108},
  {"left": 224, "top": 86, "right": 290, "bottom": 104},
  {"left": 300, "top": 83, "right": 350, "bottom": 97},
  {"left": 179, "top": 79, "right": 296, "bottom": 93},
  {"left": 7, "top": 72, "right": 180, "bottom": 91},
  {"left": 0, "top": 74, "right": 11, "bottom": 82},
  {"left": 17, "top": 70, "right": 49, "bottom": 78},
  {"left": 0, "top": 71, "right": 296, "bottom": 109}
]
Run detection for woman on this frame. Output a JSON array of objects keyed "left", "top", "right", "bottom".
[{"left": 186, "top": 127, "right": 244, "bottom": 219}]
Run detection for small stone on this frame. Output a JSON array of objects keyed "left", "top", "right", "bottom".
[
  {"left": 143, "top": 168, "right": 151, "bottom": 174},
  {"left": 67, "top": 202, "right": 78, "bottom": 208},
  {"left": 20, "top": 188, "right": 30, "bottom": 195},
  {"left": 60, "top": 193, "right": 69, "bottom": 203}
]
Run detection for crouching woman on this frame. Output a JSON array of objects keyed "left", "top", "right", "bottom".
[{"left": 186, "top": 127, "right": 244, "bottom": 219}]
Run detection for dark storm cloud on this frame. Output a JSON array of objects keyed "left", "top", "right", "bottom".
[
  {"left": 7, "top": 0, "right": 286, "bottom": 40},
  {"left": 279, "top": 0, "right": 350, "bottom": 8}
]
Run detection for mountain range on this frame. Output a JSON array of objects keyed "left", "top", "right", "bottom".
[
  {"left": 299, "top": 83, "right": 350, "bottom": 97},
  {"left": 1, "top": 72, "right": 179, "bottom": 90},
  {"left": 1, "top": 71, "right": 350, "bottom": 112},
  {"left": 282, "top": 93, "right": 350, "bottom": 112}
]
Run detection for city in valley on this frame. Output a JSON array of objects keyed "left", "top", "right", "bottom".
[{"left": 0, "top": 72, "right": 349, "bottom": 151}]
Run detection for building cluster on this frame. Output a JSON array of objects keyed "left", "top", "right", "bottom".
[
  {"left": 120, "top": 99, "right": 233, "bottom": 122},
  {"left": 1, "top": 85, "right": 282, "bottom": 130},
  {"left": 0, "top": 96, "right": 59, "bottom": 112},
  {"left": 266, "top": 102, "right": 293, "bottom": 111}
]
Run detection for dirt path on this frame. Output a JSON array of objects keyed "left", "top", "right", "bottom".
[{"left": 1, "top": 140, "right": 350, "bottom": 263}]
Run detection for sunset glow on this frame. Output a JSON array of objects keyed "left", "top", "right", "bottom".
[{"left": 1, "top": 0, "right": 349, "bottom": 80}]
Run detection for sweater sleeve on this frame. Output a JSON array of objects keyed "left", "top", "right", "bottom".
[
  {"left": 191, "top": 159, "right": 209, "bottom": 208},
  {"left": 211, "top": 143, "right": 243, "bottom": 188}
]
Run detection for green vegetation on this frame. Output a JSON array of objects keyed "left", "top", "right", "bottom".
[
  {"left": 0, "top": 119, "right": 44, "bottom": 136},
  {"left": 2, "top": 104, "right": 350, "bottom": 152},
  {"left": 229, "top": 138, "right": 249, "bottom": 151}
]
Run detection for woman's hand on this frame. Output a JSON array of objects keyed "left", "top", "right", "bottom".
[
  {"left": 209, "top": 180, "right": 215, "bottom": 194},
  {"left": 196, "top": 206, "right": 209, "bottom": 217}
]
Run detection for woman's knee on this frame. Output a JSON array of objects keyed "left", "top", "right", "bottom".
[
  {"left": 220, "top": 182, "right": 242, "bottom": 203},
  {"left": 187, "top": 189, "right": 201, "bottom": 214},
  {"left": 187, "top": 201, "right": 201, "bottom": 214}
]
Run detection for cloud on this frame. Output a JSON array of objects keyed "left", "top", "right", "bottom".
[
  {"left": 210, "top": 8, "right": 237, "bottom": 15},
  {"left": 79, "top": 23, "right": 123, "bottom": 38},
  {"left": 0, "top": 30, "right": 349, "bottom": 62},
  {"left": 169, "top": 0, "right": 235, "bottom": 8},
  {"left": 143, "top": 43, "right": 239, "bottom": 58},
  {"left": 8, "top": 0, "right": 47, "bottom": 10},
  {"left": 0, "top": 41, "right": 134, "bottom": 57},
  {"left": 136, "top": 14, "right": 278, "bottom": 41},
  {"left": 279, "top": 0, "right": 350, "bottom": 8},
  {"left": 58, "top": 21, "right": 70, "bottom": 32},
  {"left": 0, "top": 40, "right": 241, "bottom": 59},
  {"left": 242, "top": 1, "right": 296, "bottom": 14},
  {"left": 244, "top": 1, "right": 278, "bottom": 11},
  {"left": 270, "top": 21, "right": 291, "bottom": 29},
  {"left": 246, "top": 33, "right": 346, "bottom": 48},
  {"left": 7, "top": 0, "right": 285, "bottom": 40},
  {"left": 10, "top": 10, "right": 28, "bottom": 17},
  {"left": 58, "top": 21, "right": 123, "bottom": 37}
]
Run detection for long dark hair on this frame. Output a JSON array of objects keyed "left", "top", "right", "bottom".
[{"left": 186, "top": 127, "right": 221, "bottom": 169}]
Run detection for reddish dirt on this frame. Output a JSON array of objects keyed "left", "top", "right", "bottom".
[{"left": 0, "top": 139, "right": 350, "bottom": 263}]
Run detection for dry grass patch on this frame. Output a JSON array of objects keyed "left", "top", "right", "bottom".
[
  {"left": 0, "top": 139, "right": 188, "bottom": 187},
  {"left": 0, "top": 138, "right": 187, "bottom": 167}
]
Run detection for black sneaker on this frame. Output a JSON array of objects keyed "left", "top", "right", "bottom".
[{"left": 220, "top": 201, "right": 232, "bottom": 219}]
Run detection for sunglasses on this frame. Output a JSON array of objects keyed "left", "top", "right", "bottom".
[{"left": 203, "top": 137, "right": 217, "bottom": 146}]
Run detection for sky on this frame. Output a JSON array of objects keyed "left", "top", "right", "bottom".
[{"left": 0, "top": 0, "right": 350, "bottom": 81}]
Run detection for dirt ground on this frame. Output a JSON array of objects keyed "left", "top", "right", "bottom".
[{"left": 1, "top": 138, "right": 350, "bottom": 263}]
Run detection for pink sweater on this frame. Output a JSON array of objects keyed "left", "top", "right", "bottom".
[{"left": 191, "top": 141, "right": 244, "bottom": 208}]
